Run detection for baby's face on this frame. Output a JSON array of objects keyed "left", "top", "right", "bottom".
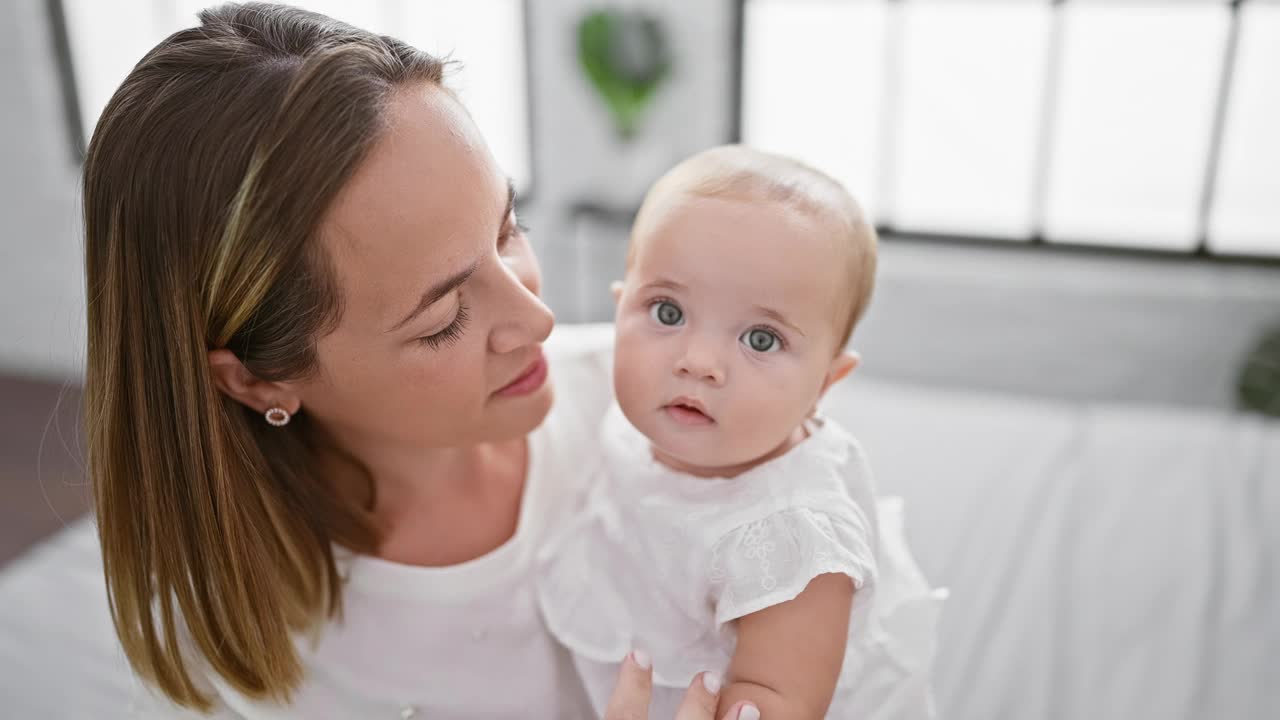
[{"left": 613, "top": 194, "right": 851, "bottom": 474}]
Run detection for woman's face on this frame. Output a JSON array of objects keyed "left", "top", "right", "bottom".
[{"left": 295, "top": 83, "right": 554, "bottom": 456}]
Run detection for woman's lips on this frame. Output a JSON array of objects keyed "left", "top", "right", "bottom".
[{"left": 494, "top": 351, "right": 548, "bottom": 398}]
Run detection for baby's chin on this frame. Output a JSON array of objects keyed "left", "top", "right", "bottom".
[
  {"left": 641, "top": 408, "right": 817, "bottom": 479},
  {"left": 620, "top": 402, "right": 791, "bottom": 477},
  {"left": 645, "top": 431, "right": 779, "bottom": 479}
]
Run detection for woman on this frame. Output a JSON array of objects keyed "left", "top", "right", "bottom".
[{"left": 84, "top": 4, "right": 756, "bottom": 718}]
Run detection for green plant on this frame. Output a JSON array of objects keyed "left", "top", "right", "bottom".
[
  {"left": 577, "top": 8, "right": 672, "bottom": 140},
  {"left": 1238, "top": 326, "right": 1280, "bottom": 417}
]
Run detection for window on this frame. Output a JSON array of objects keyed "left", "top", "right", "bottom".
[
  {"left": 1208, "top": 1, "right": 1280, "bottom": 257},
  {"left": 739, "top": 0, "right": 1279, "bottom": 259},
  {"left": 53, "top": 0, "right": 532, "bottom": 192},
  {"left": 1043, "top": 2, "right": 1227, "bottom": 251},
  {"left": 741, "top": 0, "right": 889, "bottom": 221}
]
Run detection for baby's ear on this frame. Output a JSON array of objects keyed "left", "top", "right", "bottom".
[
  {"left": 820, "top": 351, "right": 859, "bottom": 395},
  {"left": 610, "top": 280, "right": 624, "bottom": 304}
]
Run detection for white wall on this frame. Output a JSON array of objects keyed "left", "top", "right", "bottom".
[
  {"left": 0, "top": 0, "right": 87, "bottom": 383},
  {"left": 520, "top": 0, "right": 736, "bottom": 317}
]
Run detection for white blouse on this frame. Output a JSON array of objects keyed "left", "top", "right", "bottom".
[
  {"left": 131, "top": 325, "right": 615, "bottom": 720},
  {"left": 536, "top": 402, "right": 947, "bottom": 719}
]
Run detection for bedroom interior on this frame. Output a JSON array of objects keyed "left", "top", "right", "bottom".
[{"left": 1, "top": 1, "right": 1277, "bottom": 717}]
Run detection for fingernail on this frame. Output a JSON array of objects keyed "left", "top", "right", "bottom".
[
  {"left": 738, "top": 704, "right": 761, "bottom": 720},
  {"left": 702, "top": 671, "right": 722, "bottom": 695},
  {"left": 630, "top": 649, "right": 651, "bottom": 670}
]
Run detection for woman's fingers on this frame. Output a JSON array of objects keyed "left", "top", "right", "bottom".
[
  {"left": 673, "top": 672, "right": 721, "bottom": 719},
  {"left": 675, "top": 672, "right": 762, "bottom": 719},
  {"left": 605, "top": 651, "right": 761, "bottom": 720},
  {"left": 604, "top": 650, "right": 654, "bottom": 720},
  {"left": 719, "top": 702, "right": 762, "bottom": 720}
]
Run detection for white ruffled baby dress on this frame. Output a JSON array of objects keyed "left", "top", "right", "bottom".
[{"left": 536, "top": 403, "right": 947, "bottom": 718}]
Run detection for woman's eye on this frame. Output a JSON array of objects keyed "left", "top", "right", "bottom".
[
  {"left": 742, "top": 328, "right": 780, "bottom": 353},
  {"left": 649, "top": 300, "right": 684, "bottom": 326},
  {"left": 497, "top": 217, "right": 526, "bottom": 252},
  {"left": 417, "top": 302, "right": 469, "bottom": 349}
]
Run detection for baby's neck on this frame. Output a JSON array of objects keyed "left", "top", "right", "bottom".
[{"left": 650, "top": 423, "right": 810, "bottom": 479}]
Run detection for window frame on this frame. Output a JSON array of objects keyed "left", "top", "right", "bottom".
[
  {"left": 44, "top": 0, "right": 539, "bottom": 201},
  {"left": 732, "top": 0, "right": 1280, "bottom": 267}
]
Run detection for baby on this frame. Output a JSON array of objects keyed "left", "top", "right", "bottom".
[{"left": 538, "top": 146, "right": 944, "bottom": 718}]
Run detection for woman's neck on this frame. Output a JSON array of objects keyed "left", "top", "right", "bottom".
[{"left": 323, "top": 436, "right": 529, "bottom": 565}]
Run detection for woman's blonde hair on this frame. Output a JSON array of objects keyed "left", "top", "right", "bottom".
[{"left": 83, "top": 3, "right": 445, "bottom": 710}]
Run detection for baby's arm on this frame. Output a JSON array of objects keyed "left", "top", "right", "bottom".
[{"left": 717, "top": 572, "right": 855, "bottom": 719}]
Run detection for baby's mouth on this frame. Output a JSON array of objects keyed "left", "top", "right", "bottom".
[{"left": 663, "top": 399, "right": 715, "bottom": 426}]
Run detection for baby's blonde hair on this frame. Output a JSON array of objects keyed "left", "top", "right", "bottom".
[{"left": 629, "top": 144, "right": 878, "bottom": 351}]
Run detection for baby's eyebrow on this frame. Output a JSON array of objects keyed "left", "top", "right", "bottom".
[
  {"left": 642, "top": 278, "right": 688, "bottom": 293},
  {"left": 754, "top": 304, "right": 805, "bottom": 336}
]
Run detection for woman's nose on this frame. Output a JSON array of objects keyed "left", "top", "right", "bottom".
[
  {"left": 674, "top": 343, "right": 726, "bottom": 386},
  {"left": 489, "top": 256, "right": 554, "bottom": 354}
]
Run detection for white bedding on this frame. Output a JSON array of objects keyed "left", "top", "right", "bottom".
[
  {"left": 2, "top": 372, "right": 1278, "bottom": 718},
  {"left": 825, "top": 380, "right": 1280, "bottom": 720}
]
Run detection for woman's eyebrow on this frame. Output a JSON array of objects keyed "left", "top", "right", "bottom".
[
  {"left": 385, "top": 180, "right": 513, "bottom": 335},
  {"left": 386, "top": 259, "right": 479, "bottom": 334}
]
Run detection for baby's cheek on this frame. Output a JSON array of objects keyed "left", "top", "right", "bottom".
[
  {"left": 619, "top": 324, "right": 671, "bottom": 372},
  {"left": 747, "top": 375, "right": 810, "bottom": 434},
  {"left": 727, "top": 392, "right": 781, "bottom": 443},
  {"left": 613, "top": 343, "right": 657, "bottom": 414},
  {"left": 613, "top": 340, "right": 646, "bottom": 383}
]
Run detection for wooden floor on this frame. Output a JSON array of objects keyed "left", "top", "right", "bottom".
[{"left": 0, "top": 374, "right": 90, "bottom": 568}]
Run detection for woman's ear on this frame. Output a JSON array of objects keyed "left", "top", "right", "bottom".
[
  {"left": 610, "top": 280, "right": 624, "bottom": 304},
  {"left": 820, "top": 351, "right": 860, "bottom": 396},
  {"left": 207, "top": 349, "right": 301, "bottom": 416}
]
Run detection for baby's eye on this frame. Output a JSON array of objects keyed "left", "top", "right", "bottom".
[
  {"left": 649, "top": 300, "right": 684, "bottom": 326},
  {"left": 742, "top": 328, "right": 781, "bottom": 353}
]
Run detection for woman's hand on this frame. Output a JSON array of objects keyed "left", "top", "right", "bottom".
[{"left": 605, "top": 650, "right": 761, "bottom": 720}]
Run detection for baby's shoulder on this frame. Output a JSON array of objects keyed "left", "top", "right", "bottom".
[
  {"left": 759, "top": 417, "right": 873, "bottom": 501},
  {"left": 823, "top": 418, "right": 880, "bottom": 519},
  {"left": 684, "top": 420, "right": 873, "bottom": 543},
  {"left": 705, "top": 433, "right": 882, "bottom": 623}
]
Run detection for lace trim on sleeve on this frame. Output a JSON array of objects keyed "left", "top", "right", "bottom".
[{"left": 710, "top": 507, "right": 877, "bottom": 626}]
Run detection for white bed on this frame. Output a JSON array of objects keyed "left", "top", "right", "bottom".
[
  {"left": 2, "top": 342, "right": 1278, "bottom": 718},
  {"left": 826, "top": 378, "right": 1280, "bottom": 719}
]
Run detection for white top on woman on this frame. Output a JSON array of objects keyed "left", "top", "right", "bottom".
[{"left": 132, "top": 324, "right": 615, "bottom": 719}]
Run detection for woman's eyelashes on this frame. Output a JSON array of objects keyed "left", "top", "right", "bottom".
[
  {"left": 420, "top": 218, "right": 525, "bottom": 350},
  {"left": 498, "top": 216, "right": 529, "bottom": 253},
  {"left": 418, "top": 301, "right": 470, "bottom": 350},
  {"left": 415, "top": 214, "right": 525, "bottom": 352}
]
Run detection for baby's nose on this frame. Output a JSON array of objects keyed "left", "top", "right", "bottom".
[{"left": 674, "top": 349, "right": 725, "bottom": 386}]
